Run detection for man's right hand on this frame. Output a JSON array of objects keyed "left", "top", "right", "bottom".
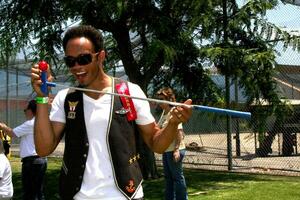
[{"left": 31, "top": 63, "right": 53, "bottom": 97}]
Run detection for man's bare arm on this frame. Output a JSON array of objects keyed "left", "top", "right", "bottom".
[
  {"left": 31, "top": 64, "right": 63, "bottom": 157},
  {"left": 34, "top": 104, "right": 65, "bottom": 156}
]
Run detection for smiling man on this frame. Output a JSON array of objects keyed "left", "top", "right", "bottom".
[{"left": 30, "top": 25, "right": 192, "bottom": 200}]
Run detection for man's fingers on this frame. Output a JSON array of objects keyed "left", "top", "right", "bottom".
[
  {"left": 183, "top": 99, "right": 192, "bottom": 105},
  {"left": 175, "top": 99, "right": 193, "bottom": 123},
  {"left": 31, "top": 64, "right": 44, "bottom": 96}
]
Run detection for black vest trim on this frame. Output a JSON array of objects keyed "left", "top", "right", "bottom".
[
  {"left": 108, "top": 78, "right": 143, "bottom": 199},
  {"left": 59, "top": 89, "right": 89, "bottom": 200}
]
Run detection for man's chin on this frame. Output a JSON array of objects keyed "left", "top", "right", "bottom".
[{"left": 78, "top": 84, "right": 87, "bottom": 88}]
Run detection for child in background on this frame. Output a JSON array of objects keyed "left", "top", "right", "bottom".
[{"left": 156, "top": 87, "right": 188, "bottom": 200}]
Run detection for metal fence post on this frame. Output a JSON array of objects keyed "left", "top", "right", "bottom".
[{"left": 227, "top": 115, "right": 233, "bottom": 170}]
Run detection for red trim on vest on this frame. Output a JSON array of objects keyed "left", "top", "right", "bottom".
[{"left": 115, "top": 82, "right": 137, "bottom": 121}]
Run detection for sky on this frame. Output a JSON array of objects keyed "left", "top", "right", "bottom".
[
  {"left": 239, "top": 1, "right": 300, "bottom": 65},
  {"left": 266, "top": 2, "right": 300, "bottom": 65},
  {"left": 266, "top": 1, "right": 300, "bottom": 29}
]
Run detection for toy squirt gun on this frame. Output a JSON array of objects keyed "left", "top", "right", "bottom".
[
  {"left": 37, "top": 61, "right": 251, "bottom": 119},
  {"left": 38, "top": 61, "right": 56, "bottom": 96}
]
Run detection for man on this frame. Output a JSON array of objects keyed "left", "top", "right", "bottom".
[
  {"left": 0, "top": 100, "right": 47, "bottom": 200},
  {"left": 0, "top": 138, "right": 13, "bottom": 199},
  {"left": 31, "top": 25, "right": 192, "bottom": 200}
]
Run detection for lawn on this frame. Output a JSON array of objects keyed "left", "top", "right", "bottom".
[{"left": 10, "top": 156, "right": 300, "bottom": 200}]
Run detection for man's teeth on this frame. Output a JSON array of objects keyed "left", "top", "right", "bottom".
[{"left": 76, "top": 72, "right": 86, "bottom": 75}]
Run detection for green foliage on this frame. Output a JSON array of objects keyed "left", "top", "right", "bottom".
[
  {"left": 0, "top": 0, "right": 68, "bottom": 76},
  {"left": 0, "top": 0, "right": 209, "bottom": 94},
  {"left": 0, "top": 0, "right": 298, "bottom": 111}
]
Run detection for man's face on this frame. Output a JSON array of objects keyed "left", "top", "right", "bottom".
[{"left": 64, "top": 37, "right": 103, "bottom": 88}]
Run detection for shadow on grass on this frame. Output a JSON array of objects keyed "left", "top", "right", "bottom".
[{"left": 44, "top": 168, "right": 61, "bottom": 200}]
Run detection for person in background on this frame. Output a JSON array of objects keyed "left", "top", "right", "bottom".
[
  {"left": 30, "top": 25, "right": 192, "bottom": 200},
  {"left": 0, "top": 138, "right": 13, "bottom": 199},
  {"left": 157, "top": 87, "right": 188, "bottom": 200},
  {"left": 0, "top": 100, "right": 47, "bottom": 200}
]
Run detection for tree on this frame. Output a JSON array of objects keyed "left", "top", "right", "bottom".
[
  {"left": 0, "top": 0, "right": 298, "bottom": 160},
  {"left": 0, "top": 0, "right": 216, "bottom": 179},
  {"left": 196, "top": 0, "right": 299, "bottom": 156}
]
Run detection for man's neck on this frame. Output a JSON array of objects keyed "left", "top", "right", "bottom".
[{"left": 84, "top": 74, "right": 112, "bottom": 99}]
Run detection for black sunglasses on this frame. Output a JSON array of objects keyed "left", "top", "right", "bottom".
[{"left": 64, "top": 53, "right": 98, "bottom": 68}]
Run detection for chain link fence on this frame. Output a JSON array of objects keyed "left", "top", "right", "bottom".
[
  {"left": 154, "top": 109, "right": 300, "bottom": 176},
  {"left": 1, "top": 67, "right": 300, "bottom": 176}
]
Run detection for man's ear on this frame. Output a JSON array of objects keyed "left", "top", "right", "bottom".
[{"left": 98, "top": 50, "right": 106, "bottom": 62}]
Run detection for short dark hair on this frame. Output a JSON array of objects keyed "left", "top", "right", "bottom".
[
  {"left": 62, "top": 25, "right": 104, "bottom": 53},
  {"left": 26, "top": 99, "right": 37, "bottom": 114}
]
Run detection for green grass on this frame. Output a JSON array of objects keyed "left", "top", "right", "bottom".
[{"left": 10, "top": 156, "right": 300, "bottom": 200}]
